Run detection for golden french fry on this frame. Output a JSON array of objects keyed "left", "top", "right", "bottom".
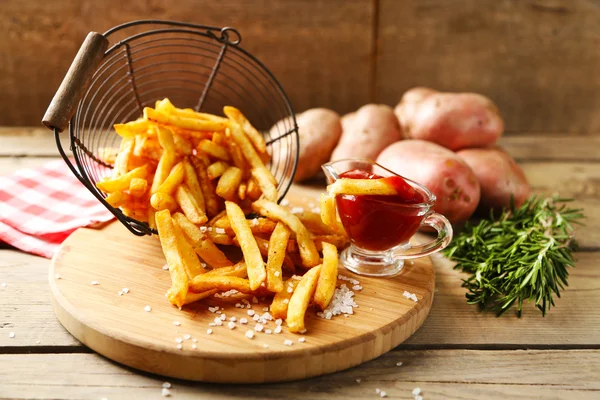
[
  {"left": 190, "top": 157, "right": 221, "bottom": 218},
  {"left": 129, "top": 178, "right": 148, "bottom": 198},
  {"left": 313, "top": 242, "right": 338, "bottom": 310},
  {"left": 246, "top": 177, "right": 262, "bottom": 201},
  {"left": 327, "top": 178, "right": 398, "bottom": 196},
  {"left": 175, "top": 185, "right": 208, "bottom": 225},
  {"left": 266, "top": 222, "right": 290, "bottom": 293},
  {"left": 286, "top": 234, "right": 349, "bottom": 253},
  {"left": 122, "top": 207, "right": 149, "bottom": 221},
  {"left": 251, "top": 168, "right": 278, "bottom": 202},
  {"left": 156, "top": 98, "right": 228, "bottom": 123},
  {"left": 208, "top": 231, "right": 234, "bottom": 245},
  {"left": 223, "top": 106, "right": 267, "bottom": 154},
  {"left": 104, "top": 190, "right": 130, "bottom": 208},
  {"left": 113, "top": 138, "right": 134, "bottom": 177},
  {"left": 207, "top": 161, "right": 229, "bottom": 180},
  {"left": 270, "top": 277, "right": 300, "bottom": 320},
  {"left": 97, "top": 165, "right": 148, "bottom": 193},
  {"left": 173, "top": 133, "right": 193, "bottom": 156},
  {"left": 216, "top": 166, "right": 243, "bottom": 201},
  {"left": 189, "top": 275, "right": 253, "bottom": 294},
  {"left": 238, "top": 181, "right": 247, "bottom": 201},
  {"left": 114, "top": 119, "right": 150, "bottom": 139},
  {"left": 203, "top": 262, "right": 248, "bottom": 278},
  {"left": 227, "top": 140, "right": 250, "bottom": 179},
  {"left": 172, "top": 221, "right": 207, "bottom": 279},
  {"left": 183, "top": 159, "right": 206, "bottom": 213},
  {"left": 183, "top": 289, "right": 218, "bottom": 305},
  {"left": 214, "top": 214, "right": 276, "bottom": 235},
  {"left": 150, "top": 192, "right": 178, "bottom": 212},
  {"left": 173, "top": 212, "right": 232, "bottom": 268},
  {"left": 287, "top": 265, "right": 321, "bottom": 333},
  {"left": 320, "top": 192, "right": 346, "bottom": 235},
  {"left": 144, "top": 107, "right": 227, "bottom": 132},
  {"left": 225, "top": 201, "right": 265, "bottom": 290},
  {"left": 296, "top": 211, "right": 337, "bottom": 235},
  {"left": 155, "top": 209, "right": 189, "bottom": 307},
  {"left": 198, "top": 139, "right": 230, "bottom": 161},
  {"left": 151, "top": 126, "right": 176, "bottom": 194},
  {"left": 98, "top": 147, "right": 119, "bottom": 165},
  {"left": 212, "top": 131, "right": 226, "bottom": 146},
  {"left": 252, "top": 199, "right": 320, "bottom": 268},
  {"left": 233, "top": 236, "right": 295, "bottom": 271},
  {"left": 157, "top": 162, "right": 185, "bottom": 195}
]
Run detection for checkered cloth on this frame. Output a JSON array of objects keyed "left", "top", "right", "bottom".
[{"left": 0, "top": 160, "right": 114, "bottom": 258}]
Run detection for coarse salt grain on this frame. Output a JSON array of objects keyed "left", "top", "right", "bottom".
[
  {"left": 183, "top": 334, "right": 191, "bottom": 340},
  {"left": 254, "top": 323, "right": 264, "bottom": 332},
  {"left": 283, "top": 299, "right": 289, "bottom": 304},
  {"left": 265, "top": 329, "right": 272, "bottom": 334},
  {"left": 245, "top": 330, "right": 255, "bottom": 339},
  {"left": 213, "top": 317, "right": 223, "bottom": 326},
  {"left": 175, "top": 338, "right": 183, "bottom": 343},
  {"left": 215, "top": 227, "right": 226, "bottom": 234},
  {"left": 298, "top": 337, "right": 306, "bottom": 343},
  {"left": 199, "top": 226, "right": 207, "bottom": 232},
  {"left": 356, "top": 378, "right": 361, "bottom": 383},
  {"left": 299, "top": 328, "right": 307, "bottom": 334},
  {"left": 235, "top": 303, "right": 242, "bottom": 308},
  {"left": 263, "top": 307, "right": 269, "bottom": 312},
  {"left": 91, "top": 280, "right": 100, "bottom": 285},
  {"left": 412, "top": 388, "right": 421, "bottom": 396},
  {"left": 208, "top": 306, "right": 219, "bottom": 313},
  {"left": 220, "top": 314, "right": 227, "bottom": 321},
  {"left": 228, "top": 321, "right": 236, "bottom": 330},
  {"left": 192, "top": 338, "right": 197, "bottom": 343},
  {"left": 283, "top": 339, "right": 293, "bottom": 346},
  {"left": 118, "top": 291, "right": 123, "bottom": 296},
  {"left": 192, "top": 344, "right": 197, "bottom": 349},
  {"left": 173, "top": 321, "right": 181, "bottom": 326},
  {"left": 352, "top": 285, "right": 362, "bottom": 291},
  {"left": 252, "top": 314, "right": 260, "bottom": 321},
  {"left": 273, "top": 326, "right": 282, "bottom": 334},
  {"left": 379, "top": 391, "right": 387, "bottom": 398},
  {"left": 176, "top": 344, "right": 182, "bottom": 350},
  {"left": 240, "top": 317, "right": 248, "bottom": 324},
  {"left": 316, "top": 284, "right": 357, "bottom": 320},
  {"left": 290, "top": 207, "right": 304, "bottom": 214},
  {"left": 229, "top": 316, "right": 237, "bottom": 322},
  {"left": 55, "top": 274, "right": 61, "bottom": 279},
  {"left": 375, "top": 388, "right": 381, "bottom": 394},
  {"left": 247, "top": 309, "right": 255, "bottom": 316},
  {"left": 275, "top": 318, "right": 283, "bottom": 326},
  {"left": 280, "top": 199, "right": 290, "bottom": 206},
  {"left": 274, "top": 271, "right": 280, "bottom": 277},
  {"left": 122, "top": 288, "right": 129, "bottom": 294},
  {"left": 216, "top": 310, "right": 222, "bottom": 314},
  {"left": 208, "top": 322, "right": 216, "bottom": 327},
  {"left": 162, "top": 382, "right": 171, "bottom": 389},
  {"left": 162, "top": 387, "right": 171, "bottom": 397},
  {"left": 396, "top": 361, "right": 403, "bottom": 366},
  {"left": 144, "top": 305, "right": 152, "bottom": 312},
  {"left": 287, "top": 287, "right": 293, "bottom": 293},
  {"left": 206, "top": 329, "right": 213, "bottom": 335},
  {"left": 8, "top": 332, "right": 15, "bottom": 338}
]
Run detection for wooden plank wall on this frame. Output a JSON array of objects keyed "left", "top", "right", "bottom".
[{"left": 2, "top": 0, "right": 599, "bottom": 134}]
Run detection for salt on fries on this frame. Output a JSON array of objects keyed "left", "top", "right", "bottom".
[{"left": 96, "top": 99, "right": 350, "bottom": 333}]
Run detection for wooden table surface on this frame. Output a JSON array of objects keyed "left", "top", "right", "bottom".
[{"left": 1, "top": 128, "right": 599, "bottom": 399}]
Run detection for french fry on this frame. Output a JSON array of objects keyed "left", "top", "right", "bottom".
[
  {"left": 173, "top": 133, "right": 193, "bottom": 156},
  {"left": 189, "top": 275, "right": 253, "bottom": 294},
  {"left": 197, "top": 139, "right": 230, "bottom": 161},
  {"left": 252, "top": 199, "right": 321, "bottom": 268},
  {"left": 296, "top": 212, "right": 337, "bottom": 235},
  {"left": 287, "top": 265, "right": 321, "bottom": 333},
  {"left": 320, "top": 192, "right": 345, "bottom": 235},
  {"left": 156, "top": 98, "right": 228, "bottom": 123},
  {"left": 234, "top": 236, "right": 295, "bottom": 271},
  {"left": 287, "top": 234, "right": 349, "bottom": 253},
  {"left": 225, "top": 201, "right": 266, "bottom": 290},
  {"left": 129, "top": 178, "right": 148, "bottom": 198},
  {"left": 172, "top": 221, "right": 207, "bottom": 279},
  {"left": 112, "top": 138, "right": 135, "bottom": 177},
  {"left": 122, "top": 207, "right": 149, "bottom": 221},
  {"left": 203, "top": 262, "right": 248, "bottom": 278},
  {"left": 191, "top": 157, "right": 221, "bottom": 217},
  {"left": 207, "top": 161, "right": 229, "bottom": 180},
  {"left": 175, "top": 185, "right": 208, "bottom": 225},
  {"left": 213, "top": 214, "right": 277, "bottom": 235},
  {"left": 246, "top": 177, "right": 262, "bottom": 201},
  {"left": 313, "top": 242, "right": 338, "bottom": 310},
  {"left": 208, "top": 231, "right": 234, "bottom": 245},
  {"left": 114, "top": 119, "right": 150, "bottom": 139},
  {"left": 226, "top": 140, "right": 250, "bottom": 179},
  {"left": 182, "top": 159, "right": 206, "bottom": 213},
  {"left": 212, "top": 131, "right": 226, "bottom": 146},
  {"left": 155, "top": 209, "right": 189, "bottom": 308},
  {"left": 223, "top": 106, "right": 267, "bottom": 154},
  {"left": 144, "top": 107, "right": 227, "bottom": 132},
  {"left": 216, "top": 166, "right": 243, "bottom": 201},
  {"left": 183, "top": 289, "right": 218, "bottom": 305},
  {"left": 270, "top": 277, "right": 300, "bottom": 320},
  {"left": 238, "top": 181, "right": 247, "bottom": 201},
  {"left": 266, "top": 222, "right": 290, "bottom": 292},
  {"left": 227, "top": 118, "right": 278, "bottom": 200},
  {"left": 104, "top": 191, "right": 129, "bottom": 208},
  {"left": 327, "top": 178, "right": 398, "bottom": 196},
  {"left": 173, "top": 212, "right": 232, "bottom": 268},
  {"left": 157, "top": 162, "right": 185, "bottom": 195},
  {"left": 97, "top": 165, "right": 148, "bottom": 193},
  {"left": 150, "top": 192, "right": 178, "bottom": 212},
  {"left": 151, "top": 126, "right": 176, "bottom": 194}
]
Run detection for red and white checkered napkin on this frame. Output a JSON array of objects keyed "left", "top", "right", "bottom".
[{"left": 0, "top": 160, "right": 114, "bottom": 258}]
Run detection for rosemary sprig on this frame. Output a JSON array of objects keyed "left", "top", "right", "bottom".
[{"left": 443, "top": 196, "right": 585, "bottom": 317}]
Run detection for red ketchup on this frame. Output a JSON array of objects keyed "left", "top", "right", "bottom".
[{"left": 336, "top": 169, "right": 427, "bottom": 251}]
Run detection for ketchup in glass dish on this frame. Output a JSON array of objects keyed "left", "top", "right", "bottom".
[{"left": 335, "top": 169, "right": 427, "bottom": 251}]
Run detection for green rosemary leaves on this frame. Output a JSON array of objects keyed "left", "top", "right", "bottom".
[{"left": 444, "top": 197, "right": 585, "bottom": 317}]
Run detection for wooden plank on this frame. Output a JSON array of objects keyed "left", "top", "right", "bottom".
[
  {"left": 0, "top": 0, "right": 373, "bottom": 126},
  {"left": 2, "top": 248, "right": 598, "bottom": 350},
  {"left": 1, "top": 350, "right": 598, "bottom": 399},
  {"left": 376, "top": 0, "right": 600, "bottom": 134}
]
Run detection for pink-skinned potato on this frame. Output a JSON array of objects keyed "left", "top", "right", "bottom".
[
  {"left": 395, "top": 87, "right": 504, "bottom": 151},
  {"left": 331, "top": 104, "right": 403, "bottom": 161},
  {"left": 376, "top": 140, "right": 480, "bottom": 223},
  {"left": 457, "top": 146, "right": 530, "bottom": 210}
]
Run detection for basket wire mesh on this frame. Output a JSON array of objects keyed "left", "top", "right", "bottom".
[{"left": 46, "top": 20, "right": 299, "bottom": 236}]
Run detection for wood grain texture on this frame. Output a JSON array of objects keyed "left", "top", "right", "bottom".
[
  {"left": 1, "top": 0, "right": 373, "bottom": 126},
  {"left": 49, "top": 221, "right": 434, "bottom": 382},
  {"left": 376, "top": 0, "right": 600, "bottom": 134},
  {"left": 1, "top": 350, "right": 599, "bottom": 399}
]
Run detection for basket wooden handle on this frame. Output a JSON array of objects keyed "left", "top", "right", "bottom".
[{"left": 42, "top": 32, "right": 109, "bottom": 132}]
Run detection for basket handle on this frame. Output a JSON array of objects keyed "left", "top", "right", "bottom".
[{"left": 42, "top": 32, "right": 109, "bottom": 132}]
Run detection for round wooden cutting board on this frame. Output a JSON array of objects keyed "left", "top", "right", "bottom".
[{"left": 49, "top": 188, "right": 435, "bottom": 383}]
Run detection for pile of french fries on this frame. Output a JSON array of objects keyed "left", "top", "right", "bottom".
[{"left": 96, "top": 99, "right": 349, "bottom": 333}]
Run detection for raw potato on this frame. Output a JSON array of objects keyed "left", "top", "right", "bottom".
[
  {"left": 270, "top": 108, "right": 342, "bottom": 182},
  {"left": 395, "top": 87, "right": 504, "bottom": 151},
  {"left": 457, "top": 146, "right": 530, "bottom": 210},
  {"left": 331, "top": 104, "right": 403, "bottom": 161},
  {"left": 376, "top": 140, "right": 480, "bottom": 223}
]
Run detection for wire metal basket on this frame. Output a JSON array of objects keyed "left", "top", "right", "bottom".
[{"left": 43, "top": 20, "right": 299, "bottom": 236}]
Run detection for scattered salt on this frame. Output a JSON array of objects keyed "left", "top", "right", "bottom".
[
  {"left": 239, "top": 318, "right": 248, "bottom": 324},
  {"left": 118, "top": 291, "right": 123, "bottom": 296},
  {"left": 229, "top": 316, "right": 237, "bottom": 322},
  {"left": 290, "top": 207, "right": 304, "bottom": 214},
  {"left": 228, "top": 321, "right": 236, "bottom": 330},
  {"left": 122, "top": 288, "right": 129, "bottom": 294},
  {"left": 208, "top": 306, "right": 219, "bottom": 313},
  {"left": 299, "top": 329, "right": 307, "bottom": 334},
  {"left": 175, "top": 338, "right": 183, "bottom": 343},
  {"left": 162, "top": 265, "right": 169, "bottom": 270},
  {"left": 215, "top": 227, "right": 226, "bottom": 234},
  {"left": 183, "top": 334, "right": 191, "bottom": 340},
  {"left": 283, "top": 299, "right": 289, "bottom": 304},
  {"left": 162, "top": 387, "right": 171, "bottom": 397},
  {"left": 162, "top": 382, "right": 171, "bottom": 389},
  {"left": 280, "top": 199, "right": 290, "bottom": 206},
  {"left": 298, "top": 337, "right": 306, "bottom": 343},
  {"left": 263, "top": 343, "right": 269, "bottom": 348},
  {"left": 379, "top": 391, "right": 387, "bottom": 398},
  {"left": 199, "top": 226, "right": 207, "bottom": 232},
  {"left": 8, "top": 332, "right": 15, "bottom": 338},
  {"left": 356, "top": 378, "right": 362, "bottom": 383},
  {"left": 254, "top": 323, "right": 264, "bottom": 332},
  {"left": 173, "top": 321, "right": 181, "bottom": 326},
  {"left": 412, "top": 388, "right": 421, "bottom": 396},
  {"left": 247, "top": 309, "right": 255, "bottom": 316},
  {"left": 144, "top": 305, "right": 152, "bottom": 312},
  {"left": 284, "top": 339, "right": 293, "bottom": 346},
  {"left": 317, "top": 285, "right": 357, "bottom": 320},
  {"left": 208, "top": 322, "right": 216, "bottom": 327},
  {"left": 253, "top": 314, "right": 260, "bottom": 321},
  {"left": 176, "top": 344, "right": 182, "bottom": 350},
  {"left": 192, "top": 338, "right": 197, "bottom": 343},
  {"left": 192, "top": 344, "right": 197, "bottom": 349},
  {"left": 220, "top": 314, "right": 227, "bottom": 321},
  {"left": 206, "top": 329, "right": 213, "bottom": 335},
  {"left": 376, "top": 388, "right": 381, "bottom": 394},
  {"left": 213, "top": 317, "right": 223, "bottom": 326},
  {"left": 352, "top": 285, "right": 363, "bottom": 291},
  {"left": 265, "top": 329, "right": 272, "bottom": 334},
  {"left": 396, "top": 361, "right": 403, "bottom": 367},
  {"left": 273, "top": 326, "right": 282, "bottom": 334},
  {"left": 91, "top": 280, "right": 100, "bottom": 285},
  {"left": 275, "top": 318, "right": 283, "bottom": 326},
  {"left": 55, "top": 274, "right": 61, "bottom": 279},
  {"left": 245, "top": 330, "right": 255, "bottom": 339}
]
